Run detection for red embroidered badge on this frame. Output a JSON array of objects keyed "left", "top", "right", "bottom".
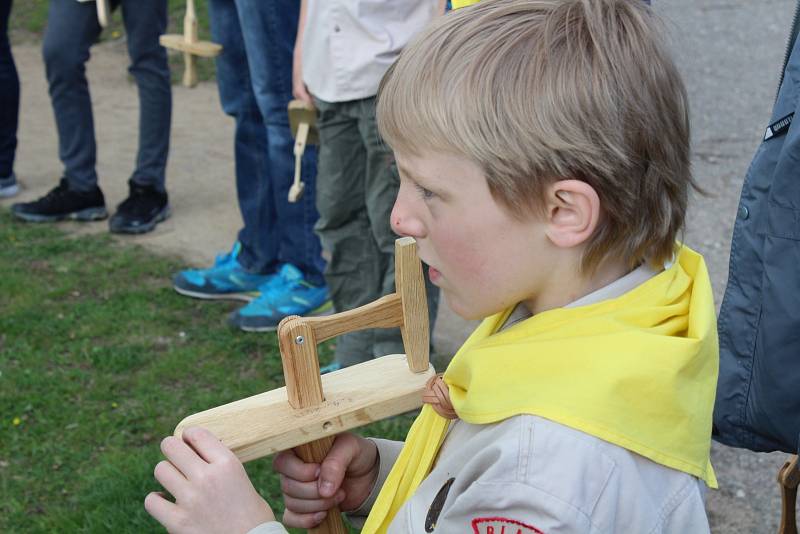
[{"left": 471, "top": 516, "right": 545, "bottom": 534}]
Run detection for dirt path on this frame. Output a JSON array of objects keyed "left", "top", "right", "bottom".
[{"left": 2, "top": 1, "right": 797, "bottom": 531}]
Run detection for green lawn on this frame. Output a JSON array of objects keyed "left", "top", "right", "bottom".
[
  {"left": 9, "top": 0, "right": 216, "bottom": 83},
  {"left": 0, "top": 209, "right": 414, "bottom": 533}
]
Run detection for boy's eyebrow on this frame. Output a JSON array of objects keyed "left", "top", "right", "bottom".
[{"left": 397, "top": 164, "right": 430, "bottom": 185}]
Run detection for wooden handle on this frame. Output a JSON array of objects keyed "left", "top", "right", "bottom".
[
  {"left": 779, "top": 455, "right": 799, "bottom": 534},
  {"left": 289, "top": 123, "right": 310, "bottom": 202},
  {"left": 96, "top": 0, "right": 110, "bottom": 28},
  {"left": 278, "top": 320, "right": 348, "bottom": 533},
  {"left": 296, "top": 437, "right": 348, "bottom": 534},
  {"left": 182, "top": 0, "right": 199, "bottom": 87}
]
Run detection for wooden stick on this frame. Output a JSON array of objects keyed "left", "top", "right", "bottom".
[
  {"left": 182, "top": 0, "right": 199, "bottom": 88},
  {"left": 96, "top": 0, "right": 110, "bottom": 28},
  {"left": 288, "top": 122, "right": 309, "bottom": 202},
  {"left": 779, "top": 455, "right": 799, "bottom": 534},
  {"left": 396, "top": 236, "right": 430, "bottom": 372}
]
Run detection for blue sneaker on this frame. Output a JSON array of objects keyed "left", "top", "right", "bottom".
[
  {"left": 319, "top": 361, "right": 342, "bottom": 374},
  {"left": 173, "top": 243, "right": 274, "bottom": 301},
  {"left": 229, "top": 263, "right": 332, "bottom": 332}
]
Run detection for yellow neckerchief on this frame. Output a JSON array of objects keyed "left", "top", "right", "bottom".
[
  {"left": 451, "top": 0, "right": 481, "bottom": 8},
  {"left": 362, "top": 246, "right": 718, "bottom": 533}
]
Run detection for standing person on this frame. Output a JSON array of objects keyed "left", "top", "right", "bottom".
[
  {"left": 10, "top": 0, "right": 172, "bottom": 234},
  {"left": 294, "top": 0, "right": 440, "bottom": 370},
  {"left": 0, "top": 0, "right": 19, "bottom": 198},
  {"left": 172, "top": 0, "right": 329, "bottom": 331}
]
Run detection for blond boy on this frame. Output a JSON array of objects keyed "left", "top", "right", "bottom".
[{"left": 145, "top": 1, "right": 718, "bottom": 532}]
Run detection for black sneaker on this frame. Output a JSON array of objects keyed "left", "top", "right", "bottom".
[
  {"left": 109, "top": 182, "right": 170, "bottom": 234},
  {"left": 11, "top": 178, "right": 107, "bottom": 222}
]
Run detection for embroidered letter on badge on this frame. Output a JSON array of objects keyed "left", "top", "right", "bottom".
[{"left": 471, "top": 517, "right": 545, "bottom": 534}]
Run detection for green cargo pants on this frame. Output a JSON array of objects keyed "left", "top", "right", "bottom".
[{"left": 314, "top": 96, "right": 438, "bottom": 366}]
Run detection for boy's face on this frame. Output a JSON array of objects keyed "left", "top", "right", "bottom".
[{"left": 391, "top": 150, "right": 555, "bottom": 320}]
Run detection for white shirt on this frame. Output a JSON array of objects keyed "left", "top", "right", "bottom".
[{"left": 301, "top": 0, "right": 439, "bottom": 103}]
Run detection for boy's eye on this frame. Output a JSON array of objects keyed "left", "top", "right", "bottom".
[{"left": 414, "top": 183, "right": 435, "bottom": 200}]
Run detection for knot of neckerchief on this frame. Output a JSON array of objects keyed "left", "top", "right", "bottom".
[{"left": 422, "top": 374, "right": 457, "bottom": 420}]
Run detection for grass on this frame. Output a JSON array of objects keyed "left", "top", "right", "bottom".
[
  {"left": 0, "top": 209, "right": 415, "bottom": 533},
  {"left": 8, "top": 0, "right": 217, "bottom": 83}
]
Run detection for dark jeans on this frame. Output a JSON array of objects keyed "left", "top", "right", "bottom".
[
  {"left": 42, "top": 0, "right": 171, "bottom": 192},
  {"left": 0, "top": 0, "right": 18, "bottom": 178},
  {"left": 314, "top": 97, "right": 439, "bottom": 366},
  {"left": 208, "top": 0, "right": 324, "bottom": 281}
]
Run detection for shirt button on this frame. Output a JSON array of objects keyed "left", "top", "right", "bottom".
[
  {"left": 739, "top": 204, "right": 750, "bottom": 220},
  {"left": 334, "top": 25, "right": 341, "bottom": 32}
]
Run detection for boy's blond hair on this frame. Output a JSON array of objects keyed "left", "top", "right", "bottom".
[{"left": 377, "top": 0, "right": 694, "bottom": 271}]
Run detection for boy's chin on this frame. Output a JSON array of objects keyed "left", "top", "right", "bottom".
[{"left": 445, "top": 295, "right": 493, "bottom": 322}]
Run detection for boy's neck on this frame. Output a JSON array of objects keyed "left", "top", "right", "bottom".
[{"left": 522, "top": 258, "right": 632, "bottom": 316}]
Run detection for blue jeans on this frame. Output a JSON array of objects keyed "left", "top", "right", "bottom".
[
  {"left": 208, "top": 0, "right": 324, "bottom": 281},
  {"left": 0, "top": 0, "right": 18, "bottom": 178},
  {"left": 42, "top": 0, "right": 171, "bottom": 193}
]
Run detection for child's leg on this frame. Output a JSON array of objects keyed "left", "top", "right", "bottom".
[{"left": 314, "top": 98, "right": 381, "bottom": 367}]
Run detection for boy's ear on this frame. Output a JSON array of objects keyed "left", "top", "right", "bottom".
[{"left": 543, "top": 180, "right": 601, "bottom": 249}]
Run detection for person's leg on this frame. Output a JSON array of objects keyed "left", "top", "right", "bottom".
[
  {"left": 0, "top": 0, "right": 19, "bottom": 197},
  {"left": 313, "top": 98, "right": 381, "bottom": 366},
  {"left": 210, "top": 0, "right": 277, "bottom": 274},
  {"left": 108, "top": 0, "right": 171, "bottom": 234},
  {"left": 10, "top": 0, "right": 107, "bottom": 222},
  {"left": 172, "top": 0, "right": 276, "bottom": 300},
  {"left": 234, "top": 0, "right": 324, "bottom": 283},
  {"left": 356, "top": 97, "right": 439, "bottom": 358},
  {"left": 119, "top": 0, "right": 171, "bottom": 192},
  {"left": 41, "top": 0, "right": 101, "bottom": 192},
  {"left": 223, "top": 0, "right": 330, "bottom": 332}
]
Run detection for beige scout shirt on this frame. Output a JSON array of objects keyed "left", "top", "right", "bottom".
[
  {"left": 250, "top": 262, "right": 711, "bottom": 533},
  {"left": 301, "top": 0, "right": 439, "bottom": 103}
]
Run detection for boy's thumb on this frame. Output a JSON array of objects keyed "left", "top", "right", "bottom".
[{"left": 318, "top": 436, "right": 359, "bottom": 498}]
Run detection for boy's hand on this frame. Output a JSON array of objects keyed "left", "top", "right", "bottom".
[
  {"left": 273, "top": 433, "right": 379, "bottom": 529},
  {"left": 145, "top": 427, "right": 275, "bottom": 534}
]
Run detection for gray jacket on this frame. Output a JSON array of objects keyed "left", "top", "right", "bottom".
[{"left": 714, "top": 15, "right": 800, "bottom": 455}]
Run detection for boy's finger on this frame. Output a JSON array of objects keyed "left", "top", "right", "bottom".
[
  {"left": 273, "top": 450, "right": 320, "bottom": 483},
  {"left": 160, "top": 435, "right": 207, "bottom": 479},
  {"left": 153, "top": 460, "right": 188, "bottom": 499},
  {"left": 281, "top": 508, "right": 328, "bottom": 530},
  {"left": 280, "top": 474, "right": 326, "bottom": 499},
  {"left": 181, "top": 426, "right": 234, "bottom": 464},
  {"left": 283, "top": 492, "right": 344, "bottom": 515},
  {"left": 144, "top": 491, "right": 182, "bottom": 531}
]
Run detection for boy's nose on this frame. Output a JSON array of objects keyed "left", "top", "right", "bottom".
[{"left": 391, "top": 198, "right": 425, "bottom": 239}]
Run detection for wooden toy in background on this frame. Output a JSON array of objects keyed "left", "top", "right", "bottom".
[
  {"left": 287, "top": 100, "right": 319, "bottom": 203},
  {"left": 174, "top": 237, "right": 433, "bottom": 534},
  {"left": 96, "top": 0, "right": 110, "bottom": 28},
  {"left": 159, "top": 0, "right": 222, "bottom": 88},
  {"left": 778, "top": 455, "right": 799, "bottom": 534}
]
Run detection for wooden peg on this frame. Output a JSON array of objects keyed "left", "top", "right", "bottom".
[
  {"left": 288, "top": 100, "right": 319, "bottom": 203},
  {"left": 159, "top": 0, "right": 223, "bottom": 88},
  {"left": 96, "top": 0, "right": 110, "bottom": 28},
  {"left": 173, "top": 238, "right": 432, "bottom": 533},
  {"left": 778, "top": 455, "right": 799, "bottom": 534}
]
